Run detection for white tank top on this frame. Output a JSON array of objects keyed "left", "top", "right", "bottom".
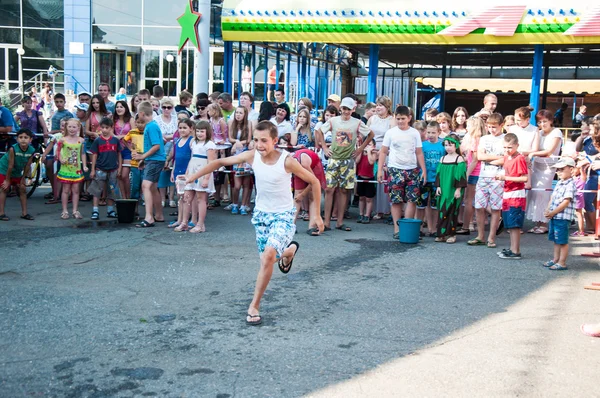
[{"left": 253, "top": 149, "right": 294, "bottom": 213}]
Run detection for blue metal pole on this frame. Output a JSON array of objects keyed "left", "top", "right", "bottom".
[
  {"left": 297, "top": 54, "right": 301, "bottom": 104},
  {"left": 306, "top": 58, "right": 311, "bottom": 102},
  {"left": 367, "top": 44, "right": 379, "bottom": 103},
  {"left": 300, "top": 50, "right": 307, "bottom": 100},
  {"left": 315, "top": 60, "right": 320, "bottom": 110},
  {"left": 223, "top": 41, "right": 233, "bottom": 94},
  {"left": 323, "top": 61, "right": 329, "bottom": 110},
  {"left": 286, "top": 53, "right": 291, "bottom": 103},
  {"left": 251, "top": 44, "right": 256, "bottom": 96},
  {"left": 237, "top": 41, "right": 242, "bottom": 98},
  {"left": 381, "top": 68, "right": 386, "bottom": 97},
  {"left": 276, "top": 50, "right": 281, "bottom": 92},
  {"left": 263, "top": 47, "right": 269, "bottom": 101},
  {"left": 530, "top": 44, "right": 544, "bottom": 115}
]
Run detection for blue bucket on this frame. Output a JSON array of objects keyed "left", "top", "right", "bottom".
[{"left": 397, "top": 218, "right": 422, "bottom": 244}]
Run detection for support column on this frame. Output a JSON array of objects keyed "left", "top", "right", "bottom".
[
  {"left": 315, "top": 60, "right": 320, "bottom": 110},
  {"left": 285, "top": 53, "right": 291, "bottom": 102},
  {"left": 440, "top": 64, "right": 447, "bottom": 112},
  {"left": 263, "top": 47, "right": 269, "bottom": 101},
  {"left": 223, "top": 41, "right": 233, "bottom": 94},
  {"left": 300, "top": 48, "right": 307, "bottom": 100},
  {"left": 193, "top": 0, "right": 211, "bottom": 94},
  {"left": 237, "top": 42, "right": 242, "bottom": 98},
  {"left": 530, "top": 45, "right": 544, "bottom": 115},
  {"left": 251, "top": 45, "right": 256, "bottom": 96},
  {"left": 367, "top": 44, "right": 379, "bottom": 103}
]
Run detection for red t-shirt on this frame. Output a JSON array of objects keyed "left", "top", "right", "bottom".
[
  {"left": 357, "top": 153, "right": 375, "bottom": 178},
  {"left": 502, "top": 153, "right": 528, "bottom": 210}
]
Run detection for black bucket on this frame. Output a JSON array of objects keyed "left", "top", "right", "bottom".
[{"left": 115, "top": 199, "right": 138, "bottom": 224}]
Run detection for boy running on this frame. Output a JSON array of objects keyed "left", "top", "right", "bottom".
[{"left": 186, "top": 121, "right": 324, "bottom": 325}]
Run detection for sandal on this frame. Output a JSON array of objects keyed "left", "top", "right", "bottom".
[
  {"left": 72, "top": 211, "right": 83, "bottom": 220},
  {"left": 323, "top": 226, "right": 331, "bottom": 231},
  {"left": 306, "top": 227, "right": 320, "bottom": 236},
  {"left": 91, "top": 211, "right": 99, "bottom": 220},
  {"left": 362, "top": 217, "right": 370, "bottom": 224},
  {"left": 45, "top": 198, "right": 60, "bottom": 204},
  {"left": 534, "top": 227, "right": 548, "bottom": 234},
  {"left": 446, "top": 236, "right": 456, "bottom": 244},
  {"left": 99, "top": 199, "right": 107, "bottom": 206},
  {"left": 435, "top": 236, "right": 447, "bottom": 242},
  {"left": 43, "top": 192, "right": 53, "bottom": 199},
  {"left": 189, "top": 225, "right": 205, "bottom": 233},
  {"left": 302, "top": 212, "right": 310, "bottom": 221},
  {"left": 0, "top": 214, "right": 10, "bottom": 221},
  {"left": 335, "top": 224, "right": 352, "bottom": 231},
  {"left": 136, "top": 220, "right": 155, "bottom": 228},
  {"left": 174, "top": 224, "right": 189, "bottom": 232},
  {"left": 455, "top": 228, "right": 470, "bottom": 235},
  {"left": 107, "top": 210, "right": 118, "bottom": 218},
  {"left": 61, "top": 211, "right": 70, "bottom": 220},
  {"left": 20, "top": 214, "right": 34, "bottom": 220},
  {"left": 278, "top": 241, "right": 299, "bottom": 274},
  {"left": 393, "top": 232, "right": 399, "bottom": 240},
  {"left": 548, "top": 263, "right": 568, "bottom": 271},
  {"left": 487, "top": 241, "right": 497, "bottom": 248},
  {"left": 543, "top": 260, "right": 556, "bottom": 268},
  {"left": 467, "top": 238, "right": 486, "bottom": 246},
  {"left": 246, "top": 313, "right": 262, "bottom": 326},
  {"left": 168, "top": 221, "right": 180, "bottom": 228}
]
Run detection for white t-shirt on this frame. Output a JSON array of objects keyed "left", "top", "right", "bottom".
[
  {"left": 382, "top": 126, "right": 422, "bottom": 170},
  {"left": 269, "top": 117, "right": 294, "bottom": 138},
  {"left": 478, "top": 133, "right": 505, "bottom": 178},
  {"left": 509, "top": 123, "right": 538, "bottom": 153}
]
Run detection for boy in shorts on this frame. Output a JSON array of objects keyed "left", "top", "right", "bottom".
[
  {"left": 494, "top": 133, "right": 528, "bottom": 259},
  {"left": 377, "top": 106, "right": 426, "bottom": 240},
  {"left": 89, "top": 117, "right": 122, "bottom": 220},
  {"left": 468, "top": 113, "right": 505, "bottom": 248},
  {"left": 543, "top": 157, "right": 577, "bottom": 270},
  {"left": 315, "top": 97, "right": 373, "bottom": 231},
  {"left": 418, "top": 121, "right": 445, "bottom": 237},
  {"left": 132, "top": 101, "right": 165, "bottom": 227},
  {"left": 0, "top": 129, "right": 36, "bottom": 221}
]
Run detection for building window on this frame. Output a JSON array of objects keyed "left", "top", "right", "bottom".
[
  {"left": 0, "top": 28, "right": 21, "bottom": 44},
  {"left": 92, "top": 25, "right": 141, "bottom": 46},
  {"left": 24, "top": 29, "right": 65, "bottom": 58},
  {"left": 143, "top": 27, "right": 180, "bottom": 46},
  {"left": 22, "top": 1, "right": 64, "bottom": 29},
  {"left": 143, "top": 2, "right": 181, "bottom": 27},
  {"left": 92, "top": 0, "right": 142, "bottom": 25}
]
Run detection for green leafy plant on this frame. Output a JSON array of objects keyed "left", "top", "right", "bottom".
[{"left": 0, "top": 85, "right": 15, "bottom": 112}]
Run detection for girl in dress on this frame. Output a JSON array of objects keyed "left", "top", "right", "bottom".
[
  {"left": 228, "top": 106, "right": 253, "bottom": 215},
  {"left": 155, "top": 98, "right": 179, "bottom": 208},
  {"left": 435, "top": 134, "right": 467, "bottom": 243},
  {"left": 457, "top": 116, "right": 487, "bottom": 234},
  {"left": 170, "top": 119, "right": 195, "bottom": 230},
  {"left": 176, "top": 121, "right": 216, "bottom": 233},
  {"left": 112, "top": 100, "right": 132, "bottom": 198},
  {"left": 291, "top": 108, "right": 314, "bottom": 148},
  {"left": 526, "top": 109, "right": 563, "bottom": 234},
  {"left": 57, "top": 119, "right": 87, "bottom": 219},
  {"left": 452, "top": 107, "right": 469, "bottom": 138},
  {"left": 85, "top": 95, "right": 110, "bottom": 144},
  {"left": 367, "top": 96, "right": 395, "bottom": 219},
  {"left": 207, "top": 103, "right": 230, "bottom": 207}
]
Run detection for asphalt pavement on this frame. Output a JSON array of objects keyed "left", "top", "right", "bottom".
[{"left": 1, "top": 186, "right": 599, "bottom": 397}]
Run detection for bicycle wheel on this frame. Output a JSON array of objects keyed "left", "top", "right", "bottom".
[{"left": 25, "top": 157, "right": 41, "bottom": 198}]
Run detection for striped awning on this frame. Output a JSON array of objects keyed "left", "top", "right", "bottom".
[{"left": 418, "top": 77, "right": 600, "bottom": 94}]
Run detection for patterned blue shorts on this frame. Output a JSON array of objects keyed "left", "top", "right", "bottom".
[{"left": 251, "top": 208, "right": 297, "bottom": 258}]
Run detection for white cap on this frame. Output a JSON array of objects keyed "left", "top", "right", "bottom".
[
  {"left": 551, "top": 157, "right": 576, "bottom": 168},
  {"left": 340, "top": 97, "right": 356, "bottom": 110}
]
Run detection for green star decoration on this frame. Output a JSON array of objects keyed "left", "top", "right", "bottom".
[{"left": 178, "top": 0, "right": 202, "bottom": 53}]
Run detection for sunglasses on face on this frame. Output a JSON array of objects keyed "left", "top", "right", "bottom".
[
  {"left": 197, "top": 106, "right": 206, "bottom": 110},
  {"left": 162, "top": 106, "right": 173, "bottom": 110}
]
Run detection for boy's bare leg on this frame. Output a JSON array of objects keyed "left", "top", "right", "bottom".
[
  {"left": 553, "top": 244, "right": 560, "bottom": 263},
  {"left": 426, "top": 206, "right": 436, "bottom": 233},
  {"left": 0, "top": 189, "right": 7, "bottom": 215},
  {"left": 404, "top": 202, "right": 417, "bottom": 219},
  {"left": 335, "top": 188, "right": 348, "bottom": 227},
  {"left": 365, "top": 197, "right": 373, "bottom": 219},
  {"left": 558, "top": 244, "right": 569, "bottom": 266},
  {"left": 509, "top": 229, "right": 521, "bottom": 254},
  {"left": 248, "top": 247, "right": 277, "bottom": 317},
  {"left": 391, "top": 203, "right": 403, "bottom": 234},
  {"left": 141, "top": 181, "right": 155, "bottom": 223},
  {"left": 475, "top": 208, "right": 486, "bottom": 241},
  {"left": 18, "top": 185, "right": 28, "bottom": 216},
  {"left": 324, "top": 187, "right": 335, "bottom": 228},
  {"left": 151, "top": 182, "right": 163, "bottom": 221}
]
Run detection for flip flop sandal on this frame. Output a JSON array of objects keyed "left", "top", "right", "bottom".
[
  {"left": 43, "top": 192, "right": 53, "bottom": 199},
  {"left": 0, "top": 214, "right": 10, "bottom": 221},
  {"left": 331, "top": 216, "right": 338, "bottom": 221},
  {"left": 467, "top": 238, "right": 486, "bottom": 246},
  {"left": 278, "top": 241, "right": 299, "bottom": 274},
  {"left": 487, "top": 241, "right": 497, "bottom": 248},
  {"left": 306, "top": 228, "right": 320, "bottom": 236},
  {"left": 246, "top": 313, "right": 262, "bottom": 326},
  {"left": 154, "top": 219, "right": 165, "bottom": 222},
  {"left": 136, "top": 220, "right": 155, "bottom": 228},
  {"left": 543, "top": 260, "right": 556, "bottom": 268},
  {"left": 335, "top": 224, "right": 352, "bottom": 231},
  {"left": 323, "top": 226, "right": 331, "bottom": 231},
  {"left": 45, "top": 198, "right": 60, "bottom": 204},
  {"left": 548, "top": 264, "right": 568, "bottom": 271}
]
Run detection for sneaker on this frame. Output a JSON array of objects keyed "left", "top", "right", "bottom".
[
  {"left": 497, "top": 248, "right": 511, "bottom": 256},
  {"left": 223, "top": 204, "right": 234, "bottom": 211},
  {"left": 240, "top": 206, "right": 248, "bottom": 215},
  {"left": 499, "top": 250, "right": 521, "bottom": 260},
  {"left": 357, "top": 215, "right": 363, "bottom": 223},
  {"left": 231, "top": 205, "right": 239, "bottom": 215}
]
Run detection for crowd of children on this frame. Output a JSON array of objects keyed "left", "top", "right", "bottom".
[{"left": 2, "top": 86, "right": 600, "bottom": 273}]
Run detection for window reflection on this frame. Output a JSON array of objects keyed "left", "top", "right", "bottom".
[
  {"left": 24, "top": 29, "right": 65, "bottom": 58},
  {"left": 144, "top": 50, "right": 160, "bottom": 78},
  {"left": 143, "top": 2, "right": 181, "bottom": 26},
  {"left": 143, "top": 28, "right": 180, "bottom": 46},
  {"left": 0, "top": 28, "right": 21, "bottom": 44},
  {"left": 92, "top": 0, "right": 142, "bottom": 25},
  {"left": 92, "top": 25, "right": 141, "bottom": 45},
  {"left": 23, "top": 0, "right": 63, "bottom": 28},
  {"left": 3, "top": 1, "right": 20, "bottom": 26}
]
